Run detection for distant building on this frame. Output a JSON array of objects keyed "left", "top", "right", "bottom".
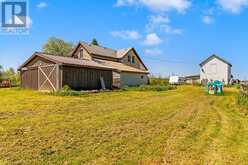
[
  {"left": 185, "top": 75, "right": 200, "bottom": 85},
  {"left": 200, "top": 54, "right": 232, "bottom": 85}
]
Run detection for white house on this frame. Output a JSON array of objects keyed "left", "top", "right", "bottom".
[{"left": 200, "top": 55, "right": 232, "bottom": 85}]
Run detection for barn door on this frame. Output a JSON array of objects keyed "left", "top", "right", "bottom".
[{"left": 38, "top": 64, "right": 58, "bottom": 91}]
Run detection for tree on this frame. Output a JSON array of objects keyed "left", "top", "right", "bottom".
[
  {"left": 91, "top": 38, "right": 99, "bottom": 46},
  {"left": 2, "top": 67, "right": 20, "bottom": 86},
  {"left": 0, "top": 65, "right": 3, "bottom": 81},
  {"left": 42, "top": 37, "right": 73, "bottom": 56}
]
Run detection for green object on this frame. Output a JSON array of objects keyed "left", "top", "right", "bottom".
[{"left": 207, "top": 80, "right": 223, "bottom": 95}]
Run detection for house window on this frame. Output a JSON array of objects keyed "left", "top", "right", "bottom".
[
  {"left": 141, "top": 75, "right": 144, "bottom": 79},
  {"left": 131, "top": 56, "right": 135, "bottom": 64},
  {"left": 79, "top": 48, "right": 84, "bottom": 59},
  {"left": 128, "top": 55, "right": 131, "bottom": 62}
]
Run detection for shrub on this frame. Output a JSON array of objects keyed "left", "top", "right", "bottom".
[
  {"left": 237, "top": 94, "right": 248, "bottom": 109},
  {"left": 52, "top": 85, "right": 87, "bottom": 97},
  {"left": 149, "top": 77, "right": 169, "bottom": 86}
]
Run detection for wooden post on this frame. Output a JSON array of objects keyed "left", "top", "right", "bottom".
[{"left": 56, "top": 64, "right": 60, "bottom": 91}]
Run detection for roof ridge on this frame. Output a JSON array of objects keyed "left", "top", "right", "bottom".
[
  {"left": 36, "top": 52, "right": 90, "bottom": 60},
  {"left": 200, "top": 54, "right": 232, "bottom": 67}
]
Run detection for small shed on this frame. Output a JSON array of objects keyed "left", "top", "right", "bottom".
[{"left": 19, "top": 52, "right": 113, "bottom": 91}]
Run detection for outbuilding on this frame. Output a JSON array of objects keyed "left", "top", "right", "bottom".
[
  {"left": 200, "top": 54, "right": 232, "bottom": 85},
  {"left": 19, "top": 52, "right": 113, "bottom": 91}
]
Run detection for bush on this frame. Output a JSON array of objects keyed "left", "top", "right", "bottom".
[
  {"left": 123, "top": 85, "right": 176, "bottom": 92},
  {"left": 237, "top": 94, "right": 248, "bottom": 109},
  {"left": 52, "top": 85, "right": 87, "bottom": 97},
  {"left": 149, "top": 77, "right": 169, "bottom": 86}
]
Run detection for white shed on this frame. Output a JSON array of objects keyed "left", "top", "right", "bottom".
[{"left": 200, "top": 55, "right": 232, "bottom": 85}]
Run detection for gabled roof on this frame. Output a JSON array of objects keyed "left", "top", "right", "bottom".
[
  {"left": 69, "top": 41, "right": 131, "bottom": 59},
  {"left": 69, "top": 42, "right": 148, "bottom": 71},
  {"left": 200, "top": 54, "right": 232, "bottom": 67},
  {"left": 19, "top": 52, "right": 114, "bottom": 71}
]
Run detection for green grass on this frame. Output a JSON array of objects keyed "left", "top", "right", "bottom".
[{"left": 1, "top": 86, "right": 248, "bottom": 164}]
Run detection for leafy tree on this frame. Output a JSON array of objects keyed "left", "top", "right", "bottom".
[
  {"left": 0, "top": 65, "right": 3, "bottom": 81},
  {"left": 0, "top": 67, "right": 20, "bottom": 86},
  {"left": 91, "top": 38, "right": 99, "bottom": 46},
  {"left": 42, "top": 37, "right": 73, "bottom": 56},
  {"left": 5, "top": 68, "right": 16, "bottom": 85}
]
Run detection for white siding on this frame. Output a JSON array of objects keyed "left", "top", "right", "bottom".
[
  {"left": 120, "top": 72, "right": 148, "bottom": 87},
  {"left": 200, "top": 58, "right": 231, "bottom": 84}
]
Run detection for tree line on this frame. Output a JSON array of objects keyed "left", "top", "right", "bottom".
[{"left": 0, "top": 66, "right": 20, "bottom": 86}]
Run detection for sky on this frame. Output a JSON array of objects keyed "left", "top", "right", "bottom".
[{"left": 1, "top": 0, "right": 248, "bottom": 79}]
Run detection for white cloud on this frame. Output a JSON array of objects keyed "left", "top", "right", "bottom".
[
  {"left": 217, "top": 0, "right": 248, "bottom": 13},
  {"left": 149, "top": 15, "right": 170, "bottom": 24},
  {"left": 144, "top": 48, "right": 163, "bottom": 55},
  {"left": 202, "top": 16, "right": 214, "bottom": 24},
  {"left": 111, "top": 30, "right": 141, "bottom": 40},
  {"left": 160, "top": 24, "right": 183, "bottom": 34},
  {"left": 146, "top": 15, "right": 170, "bottom": 31},
  {"left": 146, "top": 15, "right": 183, "bottom": 34},
  {"left": 37, "top": 2, "right": 48, "bottom": 9},
  {"left": 115, "top": 0, "right": 191, "bottom": 13},
  {"left": 115, "top": 0, "right": 136, "bottom": 7},
  {"left": 144, "top": 33, "right": 163, "bottom": 46}
]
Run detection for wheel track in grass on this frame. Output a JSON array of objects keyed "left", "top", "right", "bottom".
[
  {"left": 203, "top": 94, "right": 248, "bottom": 164},
  {"left": 82, "top": 88, "right": 206, "bottom": 164},
  {"left": 158, "top": 94, "right": 223, "bottom": 165}
]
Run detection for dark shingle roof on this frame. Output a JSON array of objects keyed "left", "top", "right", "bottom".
[{"left": 69, "top": 42, "right": 132, "bottom": 59}]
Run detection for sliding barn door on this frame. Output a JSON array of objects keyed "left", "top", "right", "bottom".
[{"left": 38, "top": 64, "right": 59, "bottom": 91}]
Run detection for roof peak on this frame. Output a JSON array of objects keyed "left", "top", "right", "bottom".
[
  {"left": 79, "top": 41, "right": 131, "bottom": 52},
  {"left": 200, "top": 54, "right": 232, "bottom": 67}
]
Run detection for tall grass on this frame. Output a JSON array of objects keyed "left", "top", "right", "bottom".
[
  {"left": 149, "top": 77, "right": 169, "bottom": 86},
  {"left": 123, "top": 85, "right": 176, "bottom": 92},
  {"left": 237, "top": 94, "right": 248, "bottom": 109}
]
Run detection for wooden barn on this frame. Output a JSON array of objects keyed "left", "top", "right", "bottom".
[{"left": 19, "top": 52, "right": 113, "bottom": 91}]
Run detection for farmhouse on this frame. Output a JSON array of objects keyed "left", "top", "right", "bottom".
[
  {"left": 200, "top": 54, "right": 232, "bottom": 85},
  {"left": 19, "top": 42, "right": 149, "bottom": 91}
]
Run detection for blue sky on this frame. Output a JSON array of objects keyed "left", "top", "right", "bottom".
[{"left": 1, "top": 0, "right": 248, "bottom": 79}]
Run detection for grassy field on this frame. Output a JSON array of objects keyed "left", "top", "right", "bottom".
[{"left": 1, "top": 86, "right": 248, "bottom": 164}]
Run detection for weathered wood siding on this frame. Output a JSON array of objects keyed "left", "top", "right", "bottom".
[
  {"left": 21, "top": 68, "right": 38, "bottom": 90},
  {"left": 62, "top": 66, "right": 113, "bottom": 90},
  {"left": 121, "top": 50, "right": 147, "bottom": 71}
]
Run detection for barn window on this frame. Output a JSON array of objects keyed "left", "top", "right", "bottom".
[
  {"left": 79, "top": 48, "right": 84, "bottom": 59},
  {"left": 132, "top": 56, "right": 135, "bottom": 64},
  {"left": 128, "top": 55, "right": 131, "bottom": 62},
  {"left": 141, "top": 75, "right": 144, "bottom": 79}
]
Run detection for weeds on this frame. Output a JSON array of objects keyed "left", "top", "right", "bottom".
[{"left": 123, "top": 85, "right": 176, "bottom": 92}]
